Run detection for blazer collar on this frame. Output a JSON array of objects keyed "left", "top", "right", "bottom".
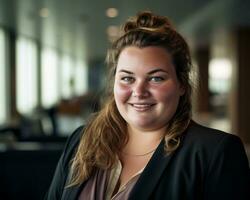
[
  {"left": 61, "top": 138, "right": 179, "bottom": 200},
  {"left": 61, "top": 171, "right": 86, "bottom": 200},
  {"left": 129, "top": 139, "right": 177, "bottom": 200},
  {"left": 61, "top": 185, "right": 80, "bottom": 200}
]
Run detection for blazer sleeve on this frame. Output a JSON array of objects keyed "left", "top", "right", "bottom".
[
  {"left": 204, "top": 134, "right": 250, "bottom": 200},
  {"left": 44, "top": 126, "right": 83, "bottom": 200}
]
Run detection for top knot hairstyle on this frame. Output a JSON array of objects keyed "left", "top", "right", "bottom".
[
  {"left": 108, "top": 11, "right": 191, "bottom": 85},
  {"left": 68, "top": 11, "right": 192, "bottom": 187},
  {"left": 123, "top": 11, "right": 173, "bottom": 32}
]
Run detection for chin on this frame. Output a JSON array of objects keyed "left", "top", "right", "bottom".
[{"left": 129, "top": 120, "right": 158, "bottom": 130}]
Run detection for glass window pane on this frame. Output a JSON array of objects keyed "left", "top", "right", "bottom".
[
  {"left": 16, "top": 37, "right": 38, "bottom": 115},
  {"left": 61, "top": 55, "right": 74, "bottom": 99},
  {"left": 209, "top": 58, "right": 232, "bottom": 93},
  {"left": 0, "top": 29, "right": 8, "bottom": 124},
  {"left": 74, "top": 59, "right": 88, "bottom": 96},
  {"left": 41, "top": 47, "right": 59, "bottom": 108}
]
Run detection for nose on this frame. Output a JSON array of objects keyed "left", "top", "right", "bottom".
[{"left": 132, "top": 80, "right": 149, "bottom": 98}]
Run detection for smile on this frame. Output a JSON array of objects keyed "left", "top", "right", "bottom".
[{"left": 129, "top": 103, "right": 155, "bottom": 111}]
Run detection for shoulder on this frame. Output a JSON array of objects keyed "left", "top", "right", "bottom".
[
  {"left": 65, "top": 126, "right": 84, "bottom": 149},
  {"left": 178, "top": 120, "right": 249, "bottom": 173},
  {"left": 44, "top": 126, "right": 85, "bottom": 199},
  {"left": 183, "top": 122, "right": 250, "bottom": 198},
  {"left": 179, "top": 121, "right": 249, "bottom": 165},
  {"left": 60, "top": 126, "right": 85, "bottom": 168},
  {"left": 183, "top": 121, "right": 242, "bottom": 148}
]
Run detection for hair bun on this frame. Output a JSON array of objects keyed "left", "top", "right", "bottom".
[
  {"left": 123, "top": 11, "right": 173, "bottom": 33},
  {"left": 136, "top": 11, "right": 154, "bottom": 27},
  {"left": 123, "top": 21, "right": 137, "bottom": 32}
]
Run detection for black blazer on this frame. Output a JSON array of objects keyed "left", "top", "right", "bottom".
[{"left": 45, "top": 121, "right": 250, "bottom": 200}]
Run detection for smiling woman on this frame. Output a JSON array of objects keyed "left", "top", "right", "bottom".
[
  {"left": 45, "top": 11, "right": 250, "bottom": 200},
  {"left": 114, "top": 46, "right": 184, "bottom": 132}
]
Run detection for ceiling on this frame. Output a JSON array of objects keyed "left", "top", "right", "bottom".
[{"left": 0, "top": 0, "right": 250, "bottom": 63}]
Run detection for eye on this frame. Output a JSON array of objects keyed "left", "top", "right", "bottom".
[
  {"left": 149, "top": 76, "right": 165, "bottom": 82},
  {"left": 120, "top": 76, "right": 135, "bottom": 83}
]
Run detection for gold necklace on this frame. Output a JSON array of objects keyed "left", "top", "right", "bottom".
[{"left": 121, "top": 147, "right": 157, "bottom": 157}]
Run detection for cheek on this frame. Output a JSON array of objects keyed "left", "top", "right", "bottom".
[
  {"left": 152, "top": 83, "right": 180, "bottom": 102},
  {"left": 114, "top": 83, "right": 132, "bottom": 103}
]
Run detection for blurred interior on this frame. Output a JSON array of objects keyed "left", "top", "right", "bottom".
[{"left": 0, "top": 0, "right": 250, "bottom": 199}]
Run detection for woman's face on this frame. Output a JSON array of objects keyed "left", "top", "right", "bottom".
[{"left": 114, "top": 46, "right": 184, "bottom": 132}]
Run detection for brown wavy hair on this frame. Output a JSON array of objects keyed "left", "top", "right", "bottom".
[{"left": 68, "top": 11, "right": 192, "bottom": 187}]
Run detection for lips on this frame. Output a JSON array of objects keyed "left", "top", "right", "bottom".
[{"left": 129, "top": 103, "right": 156, "bottom": 111}]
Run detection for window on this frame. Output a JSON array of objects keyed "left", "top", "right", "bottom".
[
  {"left": 208, "top": 58, "right": 232, "bottom": 132},
  {"left": 61, "top": 54, "right": 74, "bottom": 99},
  {"left": 209, "top": 58, "right": 232, "bottom": 94},
  {"left": 74, "top": 59, "right": 88, "bottom": 96},
  {"left": 16, "top": 37, "right": 38, "bottom": 114},
  {"left": 0, "top": 29, "right": 8, "bottom": 124},
  {"left": 41, "top": 47, "right": 59, "bottom": 108}
]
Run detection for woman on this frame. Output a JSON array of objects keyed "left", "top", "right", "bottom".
[{"left": 45, "top": 11, "right": 250, "bottom": 200}]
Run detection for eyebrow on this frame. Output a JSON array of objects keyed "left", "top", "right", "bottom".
[
  {"left": 118, "top": 68, "right": 168, "bottom": 75},
  {"left": 118, "top": 69, "right": 134, "bottom": 74},
  {"left": 148, "top": 69, "right": 168, "bottom": 75}
]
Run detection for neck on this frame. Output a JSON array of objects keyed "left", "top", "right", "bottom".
[
  {"left": 122, "top": 125, "right": 165, "bottom": 156},
  {"left": 128, "top": 125, "right": 166, "bottom": 142}
]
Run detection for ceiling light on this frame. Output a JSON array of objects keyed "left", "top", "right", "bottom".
[
  {"left": 107, "top": 25, "right": 120, "bottom": 37},
  {"left": 107, "top": 25, "right": 120, "bottom": 42},
  {"left": 39, "top": 8, "right": 49, "bottom": 18},
  {"left": 106, "top": 8, "right": 118, "bottom": 18}
]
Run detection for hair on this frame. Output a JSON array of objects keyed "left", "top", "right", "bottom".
[{"left": 68, "top": 11, "right": 192, "bottom": 187}]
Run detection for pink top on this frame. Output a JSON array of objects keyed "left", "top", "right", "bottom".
[{"left": 78, "top": 160, "right": 143, "bottom": 200}]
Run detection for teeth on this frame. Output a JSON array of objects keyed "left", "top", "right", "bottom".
[
  {"left": 132, "top": 104, "right": 151, "bottom": 108},
  {"left": 131, "top": 104, "right": 153, "bottom": 111}
]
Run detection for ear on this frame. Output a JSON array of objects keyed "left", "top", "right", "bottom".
[{"left": 179, "top": 84, "right": 185, "bottom": 96}]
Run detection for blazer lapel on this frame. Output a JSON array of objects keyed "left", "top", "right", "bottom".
[
  {"left": 61, "top": 185, "right": 81, "bottom": 200},
  {"left": 129, "top": 139, "right": 176, "bottom": 200},
  {"left": 61, "top": 171, "right": 86, "bottom": 200}
]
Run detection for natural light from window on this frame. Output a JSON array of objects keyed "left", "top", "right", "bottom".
[
  {"left": 41, "top": 47, "right": 59, "bottom": 108},
  {"left": 209, "top": 58, "right": 232, "bottom": 94},
  {"left": 74, "top": 59, "right": 88, "bottom": 96},
  {"left": 16, "top": 37, "right": 38, "bottom": 115},
  {"left": 61, "top": 54, "right": 74, "bottom": 99},
  {"left": 0, "top": 29, "right": 7, "bottom": 124}
]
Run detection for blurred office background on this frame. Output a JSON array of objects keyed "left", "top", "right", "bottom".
[{"left": 0, "top": 0, "right": 250, "bottom": 199}]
